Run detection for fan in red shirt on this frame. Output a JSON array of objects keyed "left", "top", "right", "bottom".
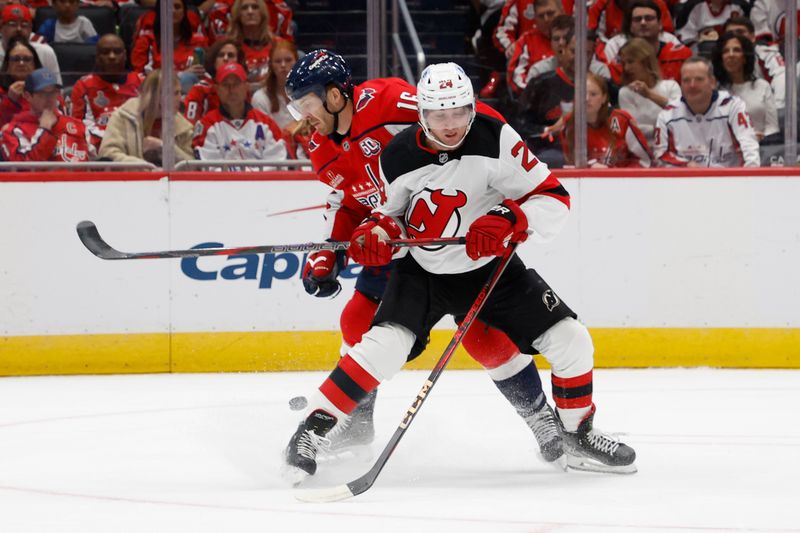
[
  {"left": 560, "top": 73, "right": 652, "bottom": 167},
  {"left": 0, "top": 68, "right": 92, "bottom": 163},
  {"left": 130, "top": 0, "right": 209, "bottom": 82},
  {"left": 183, "top": 38, "right": 245, "bottom": 124},
  {"left": 71, "top": 34, "right": 142, "bottom": 150}
]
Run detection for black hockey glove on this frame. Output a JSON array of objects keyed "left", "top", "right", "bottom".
[{"left": 302, "top": 249, "right": 347, "bottom": 298}]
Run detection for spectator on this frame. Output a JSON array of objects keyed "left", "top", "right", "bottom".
[
  {"left": 589, "top": 0, "right": 673, "bottom": 41},
  {"left": 71, "top": 34, "right": 142, "bottom": 150},
  {"left": 99, "top": 69, "right": 194, "bottom": 166},
  {"left": 506, "top": 0, "right": 564, "bottom": 94},
  {"left": 722, "top": 16, "right": 786, "bottom": 111},
  {"left": 251, "top": 37, "right": 295, "bottom": 128},
  {"left": 207, "top": 0, "right": 293, "bottom": 44},
  {"left": 560, "top": 72, "right": 652, "bottom": 167},
  {"left": 130, "top": 0, "right": 208, "bottom": 92},
  {"left": 226, "top": 0, "right": 278, "bottom": 84},
  {"left": 0, "top": 4, "right": 62, "bottom": 84},
  {"left": 750, "top": 0, "right": 799, "bottom": 45},
  {"left": 192, "top": 62, "right": 287, "bottom": 166},
  {"left": 597, "top": 0, "right": 691, "bottom": 84},
  {"left": 493, "top": 0, "right": 537, "bottom": 59},
  {"left": 37, "top": 0, "right": 98, "bottom": 44},
  {"left": 711, "top": 32, "right": 778, "bottom": 141},
  {"left": 0, "top": 35, "right": 40, "bottom": 124},
  {"left": 617, "top": 37, "right": 680, "bottom": 146},
  {"left": 183, "top": 37, "right": 244, "bottom": 124},
  {"left": 0, "top": 68, "right": 91, "bottom": 162},
  {"left": 516, "top": 29, "right": 584, "bottom": 166},
  {"left": 250, "top": 38, "right": 311, "bottom": 158},
  {"left": 675, "top": 0, "right": 749, "bottom": 47},
  {"left": 523, "top": 16, "right": 612, "bottom": 85},
  {"left": 654, "top": 56, "right": 759, "bottom": 167}
]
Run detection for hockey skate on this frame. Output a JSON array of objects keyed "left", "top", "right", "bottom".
[
  {"left": 523, "top": 403, "right": 565, "bottom": 465},
  {"left": 282, "top": 409, "right": 338, "bottom": 485},
  {"left": 326, "top": 389, "right": 376, "bottom": 454},
  {"left": 559, "top": 410, "right": 637, "bottom": 474}
]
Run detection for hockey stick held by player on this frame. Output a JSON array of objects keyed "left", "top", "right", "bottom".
[
  {"left": 285, "top": 62, "right": 636, "bottom": 494},
  {"left": 282, "top": 50, "right": 565, "bottom": 466}
]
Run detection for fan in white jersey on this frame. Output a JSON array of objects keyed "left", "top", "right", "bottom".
[
  {"left": 282, "top": 62, "right": 637, "bottom": 484},
  {"left": 654, "top": 56, "right": 760, "bottom": 167}
]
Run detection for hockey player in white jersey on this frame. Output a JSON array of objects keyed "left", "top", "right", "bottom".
[
  {"left": 283, "top": 62, "right": 637, "bottom": 482},
  {"left": 654, "top": 56, "right": 760, "bottom": 167}
]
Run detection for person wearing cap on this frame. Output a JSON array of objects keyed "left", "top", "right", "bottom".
[
  {"left": 0, "top": 67, "right": 91, "bottom": 162},
  {"left": 192, "top": 61, "right": 287, "bottom": 167},
  {"left": 71, "top": 34, "right": 143, "bottom": 151},
  {"left": 0, "top": 4, "right": 62, "bottom": 85},
  {"left": 99, "top": 69, "right": 194, "bottom": 166}
]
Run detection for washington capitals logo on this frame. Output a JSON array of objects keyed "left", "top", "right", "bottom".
[{"left": 356, "top": 88, "right": 376, "bottom": 112}]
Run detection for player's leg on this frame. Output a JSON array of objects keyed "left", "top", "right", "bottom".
[
  {"left": 328, "top": 265, "right": 392, "bottom": 450},
  {"left": 525, "top": 287, "right": 636, "bottom": 473},
  {"left": 462, "top": 322, "right": 563, "bottom": 462},
  {"left": 283, "top": 322, "right": 415, "bottom": 483},
  {"left": 483, "top": 266, "right": 635, "bottom": 473},
  {"left": 284, "top": 258, "right": 435, "bottom": 483}
]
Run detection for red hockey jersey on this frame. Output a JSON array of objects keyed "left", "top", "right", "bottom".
[
  {"left": 308, "top": 78, "right": 420, "bottom": 240},
  {"left": 183, "top": 74, "right": 219, "bottom": 124},
  {"left": 70, "top": 72, "right": 142, "bottom": 148},
  {"left": 561, "top": 108, "right": 653, "bottom": 167},
  {"left": 0, "top": 111, "right": 91, "bottom": 162}
]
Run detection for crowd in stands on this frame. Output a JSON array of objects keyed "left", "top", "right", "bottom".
[
  {"left": 474, "top": 0, "right": 799, "bottom": 168},
  {"left": 0, "top": 0, "right": 299, "bottom": 167},
  {"left": 0, "top": 0, "right": 798, "bottom": 168}
]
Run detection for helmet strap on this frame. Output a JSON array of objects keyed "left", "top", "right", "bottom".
[{"left": 323, "top": 87, "right": 350, "bottom": 134}]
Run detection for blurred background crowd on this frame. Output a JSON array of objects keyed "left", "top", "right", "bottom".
[{"left": 0, "top": 0, "right": 797, "bottom": 169}]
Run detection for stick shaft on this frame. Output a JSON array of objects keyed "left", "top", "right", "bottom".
[{"left": 76, "top": 220, "right": 465, "bottom": 260}]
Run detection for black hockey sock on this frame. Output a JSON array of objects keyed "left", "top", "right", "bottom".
[{"left": 492, "top": 361, "right": 546, "bottom": 418}]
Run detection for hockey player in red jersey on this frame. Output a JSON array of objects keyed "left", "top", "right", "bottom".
[
  {"left": 0, "top": 68, "right": 91, "bottom": 162},
  {"left": 283, "top": 51, "right": 564, "bottom": 476}
]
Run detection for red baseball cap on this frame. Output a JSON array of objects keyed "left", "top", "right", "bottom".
[
  {"left": 215, "top": 63, "right": 247, "bottom": 83},
  {"left": 1, "top": 4, "right": 32, "bottom": 24}
]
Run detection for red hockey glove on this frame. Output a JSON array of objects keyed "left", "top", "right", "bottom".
[
  {"left": 348, "top": 214, "right": 403, "bottom": 266},
  {"left": 302, "top": 249, "right": 347, "bottom": 298},
  {"left": 465, "top": 200, "right": 528, "bottom": 260}
]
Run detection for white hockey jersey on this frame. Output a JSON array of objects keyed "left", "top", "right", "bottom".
[
  {"left": 653, "top": 90, "right": 760, "bottom": 167},
  {"left": 376, "top": 113, "right": 571, "bottom": 275},
  {"left": 192, "top": 105, "right": 288, "bottom": 165}
]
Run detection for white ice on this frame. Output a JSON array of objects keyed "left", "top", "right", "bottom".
[{"left": 1, "top": 369, "right": 798, "bottom": 533}]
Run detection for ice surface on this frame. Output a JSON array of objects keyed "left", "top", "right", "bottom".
[{"left": 1, "top": 369, "right": 798, "bottom": 532}]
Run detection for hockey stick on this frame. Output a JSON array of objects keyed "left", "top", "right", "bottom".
[
  {"left": 76, "top": 220, "right": 465, "bottom": 260},
  {"left": 295, "top": 243, "right": 519, "bottom": 503}
]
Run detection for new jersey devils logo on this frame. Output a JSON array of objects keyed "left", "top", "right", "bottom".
[{"left": 406, "top": 189, "right": 467, "bottom": 248}]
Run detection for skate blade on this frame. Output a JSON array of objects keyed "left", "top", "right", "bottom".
[
  {"left": 549, "top": 453, "right": 568, "bottom": 472},
  {"left": 281, "top": 464, "right": 311, "bottom": 486},
  {"left": 565, "top": 453, "right": 637, "bottom": 475},
  {"left": 319, "top": 443, "right": 374, "bottom": 463}
]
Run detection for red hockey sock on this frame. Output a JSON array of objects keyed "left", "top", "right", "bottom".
[
  {"left": 551, "top": 370, "right": 593, "bottom": 410},
  {"left": 340, "top": 290, "right": 379, "bottom": 348},
  {"left": 319, "top": 354, "right": 380, "bottom": 414}
]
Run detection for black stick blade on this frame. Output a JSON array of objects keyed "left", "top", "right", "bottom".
[{"left": 76, "top": 221, "right": 130, "bottom": 260}]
